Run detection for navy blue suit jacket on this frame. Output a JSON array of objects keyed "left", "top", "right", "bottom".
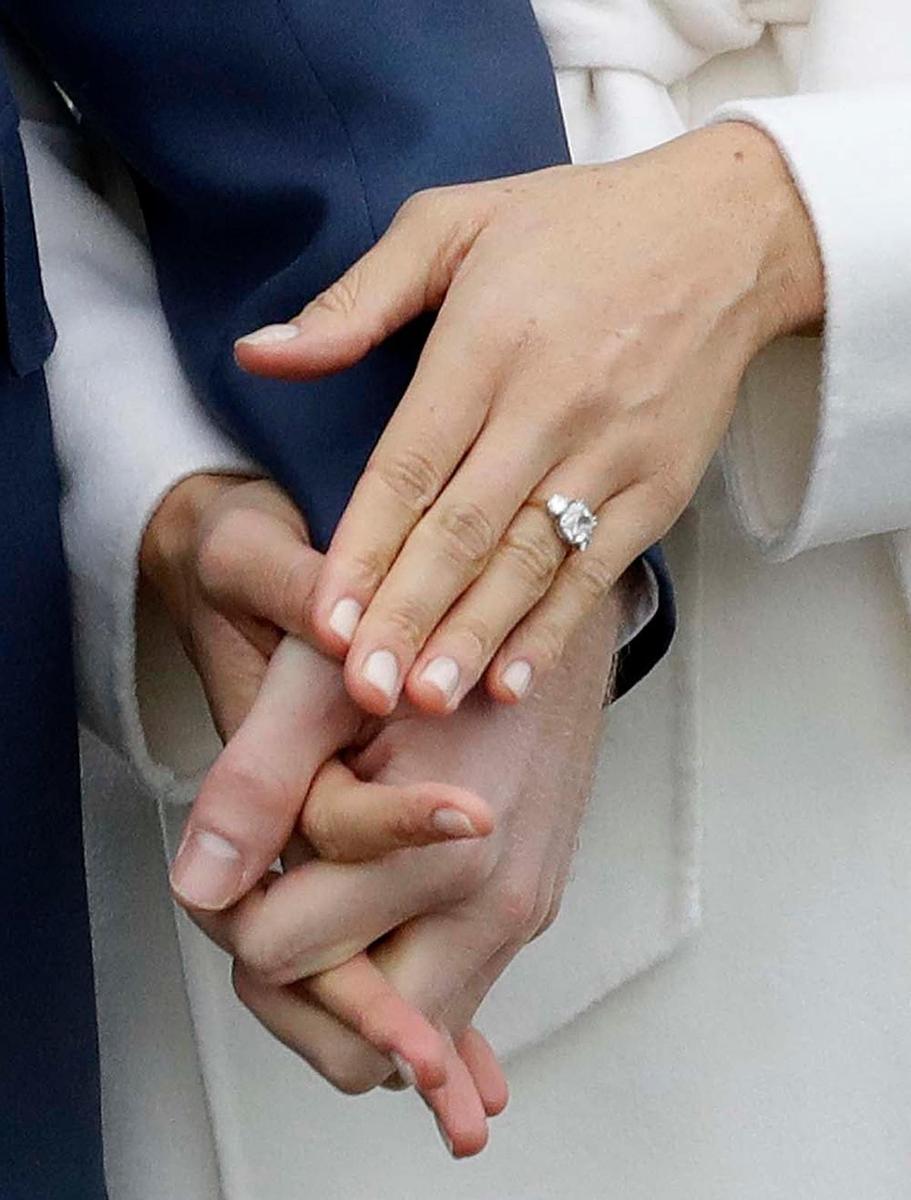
[{"left": 0, "top": 66, "right": 106, "bottom": 1200}]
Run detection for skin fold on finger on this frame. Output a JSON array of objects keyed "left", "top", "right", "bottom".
[
  {"left": 311, "top": 306, "right": 498, "bottom": 665},
  {"left": 403, "top": 440, "right": 637, "bottom": 713},
  {"left": 339, "top": 412, "right": 553, "bottom": 716},
  {"left": 403, "top": 503, "right": 568, "bottom": 714},
  {"left": 487, "top": 480, "right": 659, "bottom": 704},
  {"left": 299, "top": 757, "right": 495, "bottom": 862}
]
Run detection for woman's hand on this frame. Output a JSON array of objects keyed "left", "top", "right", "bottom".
[{"left": 237, "top": 121, "right": 824, "bottom": 716}]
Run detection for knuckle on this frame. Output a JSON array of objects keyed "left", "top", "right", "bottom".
[
  {"left": 434, "top": 500, "right": 496, "bottom": 569},
  {"left": 195, "top": 509, "right": 255, "bottom": 593},
  {"left": 648, "top": 467, "right": 689, "bottom": 522},
  {"left": 370, "top": 446, "right": 442, "bottom": 515},
  {"left": 275, "top": 552, "right": 317, "bottom": 631},
  {"left": 529, "top": 618, "right": 568, "bottom": 672},
  {"left": 231, "top": 920, "right": 285, "bottom": 986},
  {"left": 312, "top": 270, "right": 361, "bottom": 318},
  {"left": 567, "top": 552, "right": 615, "bottom": 608},
  {"left": 325, "top": 1046, "right": 387, "bottom": 1096},
  {"left": 445, "top": 613, "right": 493, "bottom": 665},
  {"left": 381, "top": 597, "right": 431, "bottom": 652},
  {"left": 398, "top": 185, "right": 447, "bottom": 223},
  {"left": 503, "top": 525, "right": 561, "bottom": 591},
  {"left": 437, "top": 839, "right": 497, "bottom": 902},
  {"left": 207, "top": 750, "right": 293, "bottom": 825},
  {"left": 344, "top": 545, "right": 388, "bottom": 594},
  {"left": 302, "top": 803, "right": 344, "bottom": 862},
  {"left": 491, "top": 877, "right": 540, "bottom": 940}
]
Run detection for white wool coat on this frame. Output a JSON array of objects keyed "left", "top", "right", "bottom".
[{"left": 15, "top": 0, "right": 911, "bottom": 1194}]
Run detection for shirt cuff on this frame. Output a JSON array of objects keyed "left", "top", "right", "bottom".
[{"left": 23, "top": 116, "right": 257, "bottom": 795}]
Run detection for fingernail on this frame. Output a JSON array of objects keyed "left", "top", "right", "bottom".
[
  {"left": 435, "top": 1118, "right": 455, "bottom": 1157},
  {"left": 235, "top": 323, "right": 300, "bottom": 347},
  {"left": 390, "top": 1053, "right": 416, "bottom": 1088},
  {"left": 169, "top": 830, "right": 245, "bottom": 909},
  {"left": 327, "top": 596, "right": 362, "bottom": 644},
  {"left": 362, "top": 649, "right": 399, "bottom": 701},
  {"left": 431, "top": 808, "right": 477, "bottom": 839},
  {"left": 419, "top": 656, "right": 460, "bottom": 703},
  {"left": 502, "top": 659, "right": 533, "bottom": 699}
]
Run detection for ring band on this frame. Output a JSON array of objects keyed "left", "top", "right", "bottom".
[{"left": 546, "top": 493, "right": 597, "bottom": 552}]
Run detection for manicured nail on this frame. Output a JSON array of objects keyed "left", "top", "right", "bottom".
[
  {"left": 431, "top": 808, "right": 477, "bottom": 839},
  {"left": 502, "top": 659, "right": 533, "bottom": 699},
  {"left": 328, "top": 596, "right": 362, "bottom": 643},
  {"left": 169, "top": 830, "right": 244, "bottom": 910},
  {"left": 235, "top": 323, "right": 300, "bottom": 347},
  {"left": 419, "top": 656, "right": 460, "bottom": 703},
  {"left": 363, "top": 649, "right": 399, "bottom": 701},
  {"left": 390, "top": 1053, "right": 416, "bottom": 1088}
]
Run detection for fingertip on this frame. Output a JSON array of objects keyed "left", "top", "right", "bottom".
[
  {"left": 344, "top": 651, "right": 401, "bottom": 717},
  {"left": 403, "top": 670, "right": 458, "bottom": 716},
  {"left": 486, "top": 656, "right": 534, "bottom": 705},
  {"left": 322, "top": 595, "right": 364, "bottom": 653}
]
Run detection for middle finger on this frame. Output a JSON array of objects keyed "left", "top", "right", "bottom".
[{"left": 341, "top": 411, "right": 555, "bottom": 714}]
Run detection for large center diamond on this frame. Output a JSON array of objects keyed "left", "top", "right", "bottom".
[{"left": 546, "top": 494, "right": 597, "bottom": 550}]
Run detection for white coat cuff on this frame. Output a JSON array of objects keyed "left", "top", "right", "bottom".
[
  {"left": 709, "top": 89, "right": 911, "bottom": 559},
  {"left": 23, "top": 118, "right": 257, "bottom": 797}
]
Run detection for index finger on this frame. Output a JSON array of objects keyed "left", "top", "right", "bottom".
[{"left": 309, "top": 303, "right": 496, "bottom": 663}]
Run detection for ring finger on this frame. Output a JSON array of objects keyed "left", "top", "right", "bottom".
[{"left": 404, "top": 445, "right": 636, "bottom": 711}]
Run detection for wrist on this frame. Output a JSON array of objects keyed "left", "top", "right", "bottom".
[{"left": 707, "top": 120, "right": 825, "bottom": 344}]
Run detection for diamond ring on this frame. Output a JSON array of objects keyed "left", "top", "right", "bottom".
[{"left": 546, "top": 494, "right": 597, "bottom": 552}]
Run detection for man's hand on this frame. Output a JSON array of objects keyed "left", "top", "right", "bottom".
[
  {"left": 140, "top": 474, "right": 501, "bottom": 1146},
  {"left": 190, "top": 586, "right": 620, "bottom": 1156},
  {"left": 141, "top": 475, "right": 495, "bottom": 912}
]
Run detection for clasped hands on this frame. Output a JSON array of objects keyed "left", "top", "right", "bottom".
[
  {"left": 143, "top": 475, "right": 618, "bottom": 1158},
  {"left": 151, "top": 121, "right": 823, "bottom": 1157}
]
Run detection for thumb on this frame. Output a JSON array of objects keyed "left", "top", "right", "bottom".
[
  {"left": 233, "top": 187, "right": 476, "bottom": 381},
  {"left": 170, "top": 636, "right": 358, "bottom": 912}
]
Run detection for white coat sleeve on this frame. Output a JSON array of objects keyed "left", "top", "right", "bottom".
[
  {"left": 709, "top": 87, "right": 911, "bottom": 560},
  {"left": 19, "top": 103, "right": 256, "bottom": 794}
]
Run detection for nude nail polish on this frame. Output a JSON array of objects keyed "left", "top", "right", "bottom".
[
  {"left": 419, "top": 656, "right": 460, "bottom": 702},
  {"left": 235, "top": 323, "right": 301, "bottom": 347},
  {"left": 502, "top": 659, "right": 533, "bottom": 699},
  {"left": 363, "top": 649, "right": 399, "bottom": 701},
  {"left": 328, "top": 597, "right": 362, "bottom": 643},
  {"left": 431, "top": 808, "right": 476, "bottom": 839}
]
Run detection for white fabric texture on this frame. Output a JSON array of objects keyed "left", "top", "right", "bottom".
[{"left": 17, "top": 100, "right": 256, "bottom": 791}]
